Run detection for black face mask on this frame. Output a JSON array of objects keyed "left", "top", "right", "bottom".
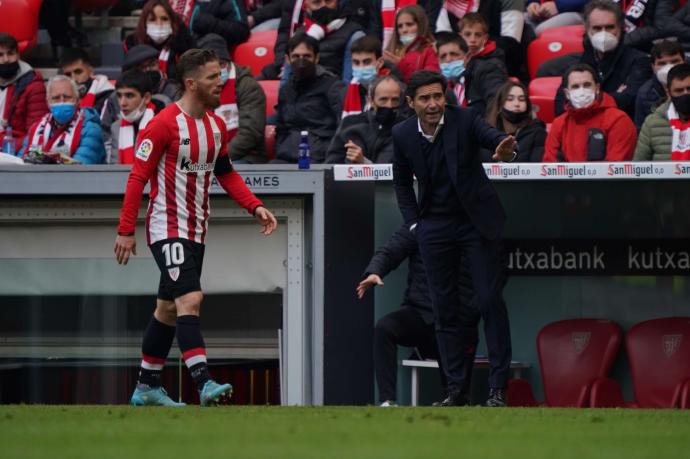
[
  {"left": 78, "top": 78, "right": 93, "bottom": 97},
  {"left": 292, "top": 58, "right": 316, "bottom": 82},
  {"left": 501, "top": 107, "right": 530, "bottom": 125},
  {"left": 146, "top": 70, "right": 163, "bottom": 90},
  {"left": 310, "top": 7, "right": 338, "bottom": 25},
  {"left": 375, "top": 107, "right": 399, "bottom": 126},
  {"left": 0, "top": 61, "right": 19, "bottom": 80},
  {"left": 672, "top": 94, "right": 690, "bottom": 118}
]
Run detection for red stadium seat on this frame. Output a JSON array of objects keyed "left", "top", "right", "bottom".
[
  {"left": 592, "top": 317, "right": 690, "bottom": 409},
  {"left": 527, "top": 33, "right": 584, "bottom": 80},
  {"left": 258, "top": 80, "right": 279, "bottom": 119},
  {"left": 508, "top": 319, "right": 623, "bottom": 407},
  {"left": 232, "top": 30, "right": 277, "bottom": 77},
  {"left": 538, "top": 24, "right": 585, "bottom": 40},
  {"left": 0, "top": 0, "right": 42, "bottom": 54},
  {"left": 264, "top": 124, "right": 276, "bottom": 160},
  {"left": 528, "top": 77, "right": 561, "bottom": 124}
]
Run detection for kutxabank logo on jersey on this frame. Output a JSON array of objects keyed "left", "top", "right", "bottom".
[{"left": 179, "top": 156, "right": 214, "bottom": 173}]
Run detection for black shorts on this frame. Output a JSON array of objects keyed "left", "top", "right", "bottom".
[{"left": 150, "top": 238, "right": 205, "bottom": 301}]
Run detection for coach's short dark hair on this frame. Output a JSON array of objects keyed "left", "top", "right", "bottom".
[
  {"left": 116, "top": 69, "right": 154, "bottom": 96},
  {"left": 406, "top": 70, "right": 446, "bottom": 99},
  {"left": 351, "top": 35, "right": 382, "bottom": 59},
  {"left": 564, "top": 63, "right": 600, "bottom": 87},
  {"left": 584, "top": 0, "right": 624, "bottom": 32},
  {"left": 59, "top": 48, "right": 93, "bottom": 68},
  {"left": 435, "top": 32, "right": 469, "bottom": 54},
  {"left": 650, "top": 40, "right": 685, "bottom": 65},
  {"left": 176, "top": 48, "right": 219, "bottom": 87},
  {"left": 287, "top": 32, "right": 319, "bottom": 57},
  {"left": 668, "top": 63, "right": 690, "bottom": 90},
  {"left": 0, "top": 33, "right": 18, "bottom": 52}
]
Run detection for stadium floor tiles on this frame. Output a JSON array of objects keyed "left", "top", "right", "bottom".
[{"left": 1, "top": 405, "right": 689, "bottom": 458}]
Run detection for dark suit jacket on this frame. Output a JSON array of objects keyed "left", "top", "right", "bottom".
[{"left": 392, "top": 106, "right": 507, "bottom": 240}]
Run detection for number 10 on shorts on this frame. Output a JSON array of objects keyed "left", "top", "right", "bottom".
[{"left": 162, "top": 242, "right": 185, "bottom": 266}]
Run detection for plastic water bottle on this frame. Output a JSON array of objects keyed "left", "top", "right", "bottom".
[
  {"left": 298, "top": 130, "right": 310, "bottom": 170},
  {"left": 2, "top": 127, "right": 15, "bottom": 156}
]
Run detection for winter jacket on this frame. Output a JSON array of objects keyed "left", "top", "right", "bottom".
[
  {"left": 190, "top": 0, "right": 250, "bottom": 46},
  {"left": 480, "top": 120, "right": 548, "bottom": 162},
  {"left": 275, "top": 65, "right": 346, "bottom": 163},
  {"left": 0, "top": 61, "right": 49, "bottom": 152},
  {"left": 324, "top": 110, "right": 397, "bottom": 164},
  {"left": 665, "top": 2, "right": 690, "bottom": 54},
  {"left": 526, "top": 0, "right": 587, "bottom": 13},
  {"left": 634, "top": 100, "right": 673, "bottom": 161},
  {"left": 544, "top": 92, "right": 637, "bottom": 162},
  {"left": 618, "top": 0, "right": 679, "bottom": 53},
  {"left": 124, "top": 24, "right": 197, "bottom": 81},
  {"left": 395, "top": 41, "right": 440, "bottom": 83},
  {"left": 249, "top": 0, "right": 283, "bottom": 25},
  {"left": 464, "top": 41, "right": 509, "bottom": 116},
  {"left": 634, "top": 77, "right": 667, "bottom": 130},
  {"left": 229, "top": 64, "right": 267, "bottom": 163},
  {"left": 20, "top": 107, "right": 106, "bottom": 164},
  {"left": 543, "top": 38, "right": 652, "bottom": 118}
]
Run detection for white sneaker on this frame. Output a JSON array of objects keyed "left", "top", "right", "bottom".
[{"left": 380, "top": 400, "right": 398, "bottom": 407}]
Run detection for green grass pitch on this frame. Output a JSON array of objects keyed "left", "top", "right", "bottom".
[{"left": 1, "top": 406, "right": 689, "bottom": 459}]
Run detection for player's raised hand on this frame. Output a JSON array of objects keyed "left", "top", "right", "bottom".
[
  {"left": 255, "top": 206, "right": 278, "bottom": 235},
  {"left": 356, "top": 274, "right": 384, "bottom": 299},
  {"left": 114, "top": 235, "right": 137, "bottom": 265}
]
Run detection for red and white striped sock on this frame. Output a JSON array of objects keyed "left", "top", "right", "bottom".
[
  {"left": 177, "top": 315, "right": 211, "bottom": 388},
  {"left": 137, "top": 316, "right": 175, "bottom": 387}
]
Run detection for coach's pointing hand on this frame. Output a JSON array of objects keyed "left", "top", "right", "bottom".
[
  {"left": 492, "top": 135, "right": 517, "bottom": 162},
  {"left": 356, "top": 274, "right": 384, "bottom": 299},
  {"left": 114, "top": 235, "right": 137, "bottom": 265},
  {"left": 255, "top": 206, "right": 278, "bottom": 235}
]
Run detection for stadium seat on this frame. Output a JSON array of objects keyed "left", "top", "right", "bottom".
[
  {"left": 0, "top": 0, "right": 42, "bottom": 54},
  {"left": 258, "top": 80, "right": 279, "bottom": 119},
  {"left": 508, "top": 319, "right": 623, "bottom": 407},
  {"left": 591, "top": 317, "right": 690, "bottom": 409},
  {"left": 264, "top": 124, "right": 276, "bottom": 160},
  {"left": 527, "top": 33, "right": 584, "bottom": 80},
  {"left": 528, "top": 77, "right": 562, "bottom": 124},
  {"left": 538, "top": 24, "right": 585, "bottom": 40},
  {"left": 233, "top": 30, "right": 277, "bottom": 77}
]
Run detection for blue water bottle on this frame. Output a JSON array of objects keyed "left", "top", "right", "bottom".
[
  {"left": 298, "top": 130, "right": 310, "bottom": 170},
  {"left": 2, "top": 127, "right": 15, "bottom": 156}
]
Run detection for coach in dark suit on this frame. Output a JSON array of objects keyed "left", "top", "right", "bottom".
[{"left": 392, "top": 70, "right": 515, "bottom": 407}]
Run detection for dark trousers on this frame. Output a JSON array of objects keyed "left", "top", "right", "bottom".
[
  {"left": 374, "top": 306, "right": 478, "bottom": 403},
  {"left": 417, "top": 215, "right": 512, "bottom": 392}
]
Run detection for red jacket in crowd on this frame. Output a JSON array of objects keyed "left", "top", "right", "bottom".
[
  {"left": 543, "top": 92, "right": 637, "bottom": 162},
  {"left": 397, "top": 39, "right": 440, "bottom": 83},
  {"left": 0, "top": 62, "right": 49, "bottom": 151}
]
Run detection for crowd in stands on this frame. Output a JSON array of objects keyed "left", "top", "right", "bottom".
[{"left": 1, "top": 0, "right": 690, "bottom": 165}]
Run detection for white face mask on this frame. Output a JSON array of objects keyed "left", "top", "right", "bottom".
[
  {"left": 655, "top": 63, "right": 675, "bottom": 87},
  {"left": 589, "top": 31, "right": 618, "bottom": 53},
  {"left": 400, "top": 33, "right": 417, "bottom": 45},
  {"left": 147, "top": 23, "right": 173, "bottom": 44},
  {"left": 568, "top": 87, "right": 597, "bottom": 109},
  {"left": 121, "top": 100, "right": 147, "bottom": 123}
]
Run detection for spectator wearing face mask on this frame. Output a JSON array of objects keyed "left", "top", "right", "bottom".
[
  {"left": 124, "top": 0, "right": 197, "bottom": 82},
  {"left": 110, "top": 69, "right": 163, "bottom": 164},
  {"left": 199, "top": 33, "right": 267, "bottom": 164},
  {"left": 538, "top": 0, "right": 652, "bottom": 119},
  {"left": 341, "top": 35, "right": 402, "bottom": 118},
  {"left": 19, "top": 75, "right": 105, "bottom": 164},
  {"left": 634, "top": 40, "right": 686, "bottom": 130},
  {"left": 544, "top": 63, "right": 636, "bottom": 162},
  {"left": 635, "top": 63, "right": 690, "bottom": 161},
  {"left": 482, "top": 80, "right": 547, "bottom": 162},
  {"left": 274, "top": 33, "right": 346, "bottom": 163},
  {"left": 59, "top": 48, "right": 114, "bottom": 116},
  {"left": 436, "top": 32, "right": 469, "bottom": 108},
  {"left": 383, "top": 4, "right": 440, "bottom": 83},
  {"left": 326, "top": 75, "right": 404, "bottom": 163}
]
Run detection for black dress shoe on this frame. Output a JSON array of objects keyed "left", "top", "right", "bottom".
[
  {"left": 486, "top": 388, "right": 506, "bottom": 407},
  {"left": 434, "top": 391, "right": 470, "bottom": 407}
]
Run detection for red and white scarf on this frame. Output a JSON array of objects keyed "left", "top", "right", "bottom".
[
  {"left": 215, "top": 63, "right": 239, "bottom": 142},
  {"left": 303, "top": 16, "right": 347, "bottom": 41},
  {"left": 80, "top": 75, "right": 115, "bottom": 109},
  {"left": 25, "top": 111, "right": 85, "bottom": 158},
  {"left": 158, "top": 48, "right": 171, "bottom": 79},
  {"left": 342, "top": 80, "right": 364, "bottom": 119},
  {"left": 444, "top": 0, "right": 479, "bottom": 20},
  {"left": 450, "top": 77, "right": 467, "bottom": 107},
  {"left": 669, "top": 102, "right": 690, "bottom": 161},
  {"left": 118, "top": 102, "right": 156, "bottom": 164},
  {"left": 290, "top": 0, "right": 306, "bottom": 36},
  {"left": 170, "top": 0, "right": 195, "bottom": 26},
  {"left": 381, "top": 0, "right": 416, "bottom": 50}
]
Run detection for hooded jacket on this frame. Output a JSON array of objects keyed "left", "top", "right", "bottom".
[
  {"left": 0, "top": 61, "right": 49, "bottom": 151},
  {"left": 634, "top": 100, "right": 673, "bottom": 161},
  {"left": 544, "top": 92, "right": 637, "bottom": 162},
  {"left": 395, "top": 38, "right": 440, "bottom": 83}
]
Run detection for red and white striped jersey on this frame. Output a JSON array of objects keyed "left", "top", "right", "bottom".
[{"left": 117, "top": 103, "right": 263, "bottom": 245}]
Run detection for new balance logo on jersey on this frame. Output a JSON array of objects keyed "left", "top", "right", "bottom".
[
  {"left": 180, "top": 157, "right": 214, "bottom": 173},
  {"left": 180, "top": 138, "right": 191, "bottom": 146}
]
